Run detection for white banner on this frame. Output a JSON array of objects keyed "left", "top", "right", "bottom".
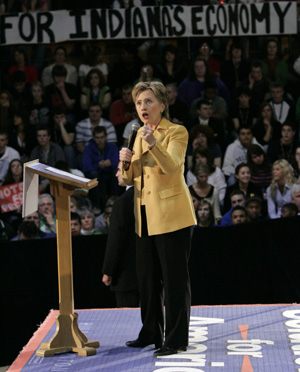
[{"left": 0, "top": 3, "right": 297, "bottom": 45}]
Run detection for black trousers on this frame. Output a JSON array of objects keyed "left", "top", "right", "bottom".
[{"left": 136, "top": 207, "right": 192, "bottom": 348}]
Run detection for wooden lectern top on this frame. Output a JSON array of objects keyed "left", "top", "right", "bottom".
[{"left": 25, "top": 162, "right": 98, "bottom": 190}]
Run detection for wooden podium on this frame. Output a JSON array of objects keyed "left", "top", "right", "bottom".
[{"left": 23, "top": 162, "right": 100, "bottom": 357}]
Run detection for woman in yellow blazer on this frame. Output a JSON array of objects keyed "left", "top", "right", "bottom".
[{"left": 120, "top": 81, "right": 196, "bottom": 357}]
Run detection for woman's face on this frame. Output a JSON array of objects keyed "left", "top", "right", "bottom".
[
  {"left": 90, "top": 73, "right": 100, "bottom": 87},
  {"left": 165, "top": 51, "right": 175, "bottom": 62},
  {"left": 70, "top": 201, "right": 77, "bottom": 213},
  {"left": 295, "top": 147, "right": 300, "bottom": 163},
  {"left": 13, "top": 115, "right": 23, "bottom": 126},
  {"left": 197, "top": 171, "right": 209, "bottom": 185},
  {"left": 193, "top": 133, "right": 207, "bottom": 149},
  {"left": 0, "top": 92, "right": 9, "bottom": 107},
  {"left": 195, "top": 154, "right": 208, "bottom": 164},
  {"left": 273, "top": 164, "right": 285, "bottom": 182},
  {"left": 11, "top": 160, "right": 22, "bottom": 177},
  {"left": 31, "top": 86, "right": 43, "bottom": 100},
  {"left": 194, "top": 60, "right": 206, "bottom": 78},
  {"left": 239, "top": 94, "right": 250, "bottom": 107},
  {"left": 135, "top": 89, "right": 165, "bottom": 126},
  {"left": 236, "top": 166, "right": 251, "bottom": 184},
  {"left": 14, "top": 51, "right": 25, "bottom": 65},
  {"left": 81, "top": 214, "right": 93, "bottom": 231},
  {"left": 262, "top": 105, "right": 272, "bottom": 120},
  {"left": 232, "top": 47, "right": 242, "bottom": 59},
  {"left": 251, "top": 153, "right": 264, "bottom": 166},
  {"left": 267, "top": 41, "right": 278, "bottom": 57},
  {"left": 197, "top": 204, "right": 210, "bottom": 222},
  {"left": 199, "top": 43, "right": 210, "bottom": 57}
]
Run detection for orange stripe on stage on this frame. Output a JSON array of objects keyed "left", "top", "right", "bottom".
[{"left": 239, "top": 325, "right": 254, "bottom": 372}]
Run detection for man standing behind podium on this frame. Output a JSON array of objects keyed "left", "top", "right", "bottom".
[
  {"left": 119, "top": 81, "right": 196, "bottom": 357},
  {"left": 102, "top": 161, "right": 139, "bottom": 308}
]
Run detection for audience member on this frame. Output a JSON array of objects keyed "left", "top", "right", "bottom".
[
  {"left": 190, "top": 98, "right": 226, "bottom": 151},
  {"left": 0, "top": 131, "right": 20, "bottom": 184},
  {"left": 252, "top": 101, "right": 281, "bottom": 149},
  {"left": 156, "top": 44, "right": 187, "bottom": 86},
  {"left": 267, "top": 122, "right": 299, "bottom": 165},
  {"left": 280, "top": 203, "right": 298, "bottom": 218},
  {"left": 231, "top": 206, "right": 247, "bottom": 225},
  {"left": 71, "top": 212, "right": 81, "bottom": 236},
  {"left": 30, "top": 124, "right": 65, "bottom": 166},
  {"left": 230, "top": 86, "right": 257, "bottom": 136},
  {"left": 79, "top": 45, "right": 108, "bottom": 86},
  {"left": 165, "top": 83, "right": 189, "bottom": 127},
  {"left": 266, "top": 159, "right": 295, "bottom": 219},
  {"left": 190, "top": 80, "right": 228, "bottom": 122},
  {"left": 51, "top": 107, "right": 76, "bottom": 168},
  {"left": 268, "top": 82, "right": 294, "bottom": 124},
  {"left": 195, "top": 199, "right": 216, "bottom": 228},
  {"left": 41, "top": 46, "right": 78, "bottom": 87},
  {"left": 188, "top": 162, "right": 222, "bottom": 224},
  {"left": 223, "top": 163, "right": 263, "bottom": 213},
  {"left": 45, "top": 64, "right": 79, "bottom": 126},
  {"left": 245, "top": 195, "right": 264, "bottom": 222},
  {"left": 246, "top": 60, "right": 270, "bottom": 109},
  {"left": 109, "top": 84, "right": 136, "bottom": 146},
  {"left": 178, "top": 58, "right": 230, "bottom": 110},
  {"left": 261, "top": 38, "right": 288, "bottom": 87},
  {"left": 76, "top": 102, "right": 117, "bottom": 159},
  {"left": 133, "top": 63, "right": 161, "bottom": 86},
  {"left": 0, "top": 213, "right": 16, "bottom": 240},
  {"left": 14, "top": 221, "right": 39, "bottom": 240},
  {"left": 247, "top": 144, "right": 272, "bottom": 194},
  {"left": 78, "top": 207, "right": 101, "bottom": 235},
  {"left": 9, "top": 70, "right": 32, "bottom": 118},
  {"left": 196, "top": 39, "right": 220, "bottom": 75},
  {"left": 220, "top": 190, "right": 246, "bottom": 226},
  {"left": 0, "top": 90, "right": 17, "bottom": 131},
  {"left": 11, "top": 210, "right": 55, "bottom": 240},
  {"left": 8, "top": 111, "right": 36, "bottom": 160},
  {"left": 38, "top": 193, "right": 57, "bottom": 234},
  {"left": 28, "top": 81, "right": 50, "bottom": 126},
  {"left": 80, "top": 68, "right": 112, "bottom": 117},
  {"left": 82, "top": 126, "right": 119, "bottom": 211},
  {"left": 220, "top": 40, "right": 250, "bottom": 94},
  {"left": 222, "top": 126, "right": 261, "bottom": 186},
  {"left": 8, "top": 47, "right": 38, "bottom": 85},
  {"left": 291, "top": 183, "right": 300, "bottom": 213},
  {"left": 3, "top": 158, "right": 23, "bottom": 185},
  {"left": 186, "top": 147, "right": 226, "bottom": 205},
  {"left": 94, "top": 196, "right": 117, "bottom": 234},
  {"left": 292, "top": 146, "right": 300, "bottom": 181},
  {"left": 188, "top": 124, "right": 222, "bottom": 169}
]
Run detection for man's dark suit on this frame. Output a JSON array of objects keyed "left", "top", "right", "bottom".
[{"left": 102, "top": 186, "right": 139, "bottom": 307}]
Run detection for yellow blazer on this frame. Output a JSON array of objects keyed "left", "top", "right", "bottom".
[{"left": 122, "top": 118, "right": 196, "bottom": 237}]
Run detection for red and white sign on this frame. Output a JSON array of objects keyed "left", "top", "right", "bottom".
[{"left": 0, "top": 182, "right": 23, "bottom": 213}]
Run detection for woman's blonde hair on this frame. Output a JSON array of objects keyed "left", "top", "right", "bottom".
[
  {"left": 270, "top": 159, "right": 295, "bottom": 199},
  {"left": 132, "top": 81, "right": 169, "bottom": 119}
]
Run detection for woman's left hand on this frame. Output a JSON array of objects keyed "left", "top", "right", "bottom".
[{"left": 141, "top": 124, "right": 156, "bottom": 146}]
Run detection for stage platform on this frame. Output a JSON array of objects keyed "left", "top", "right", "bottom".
[{"left": 8, "top": 304, "right": 300, "bottom": 372}]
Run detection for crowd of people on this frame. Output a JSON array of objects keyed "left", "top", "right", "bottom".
[{"left": 1, "top": 31, "right": 300, "bottom": 241}]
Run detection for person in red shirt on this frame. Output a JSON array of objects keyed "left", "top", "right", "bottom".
[{"left": 8, "top": 47, "right": 38, "bottom": 85}]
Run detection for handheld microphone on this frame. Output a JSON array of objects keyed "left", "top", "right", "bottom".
[{"left": 123, "top": 122, "right": 140, "bottom": 168}]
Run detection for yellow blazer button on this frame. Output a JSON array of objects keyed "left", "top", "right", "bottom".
[{"left": 147, "top": 191, "right": 151, "bottom": 195}]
